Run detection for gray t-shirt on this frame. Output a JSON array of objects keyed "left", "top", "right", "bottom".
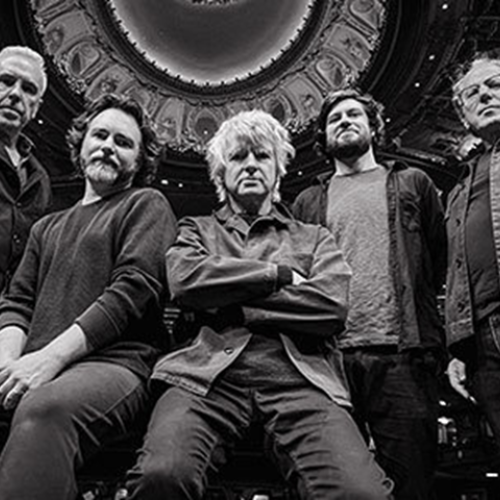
[{"left": 326, "top": 166, "right": 400, "bottom": 348}]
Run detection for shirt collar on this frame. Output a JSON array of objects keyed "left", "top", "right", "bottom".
[{"left": 16, "top": 134, "right": 34, "bottom": 159}]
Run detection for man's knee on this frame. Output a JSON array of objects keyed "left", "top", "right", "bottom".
[
  {"left": 12, "top": 386, "right": 73, "bottom": 431},
  {"left": 127, "top": 454, "right": 204, "bottom": 500}
]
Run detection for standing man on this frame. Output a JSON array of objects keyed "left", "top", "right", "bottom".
[
  {"left": 293, "top": 88, "right": 446, "bottom": 499},
  {"left": 126, "top": 109, "right": 393, "bottom": 500},
  {"left": 446, "top": 52, "right": 500, "bottom": 458},
  {"left": 0, "top": 93, "right": 177, "bottom": 500},
  {"left": 0, "top": 46, "right": 52, "bottom": 293}
]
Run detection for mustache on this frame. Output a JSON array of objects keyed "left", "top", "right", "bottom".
[{"left": 90, "top": 154, "right": 118, "bottom": 168}]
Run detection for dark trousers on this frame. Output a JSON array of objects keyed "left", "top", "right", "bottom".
[
  {"left": 126, "top": 375, "right": 394, "bottom": 500},
  {"left": 472, "top": 312, "right": 500, "bottom": 458},
  {"left": 0, "top": 361, "right": 149, "bottom": 500},
  {"left": 343, "top": 348, "right": 440, "bottom": 500}
]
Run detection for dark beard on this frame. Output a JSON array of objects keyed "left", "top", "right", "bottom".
[{"left": 327, "top": 137, "right": 370, "bottom": 161}]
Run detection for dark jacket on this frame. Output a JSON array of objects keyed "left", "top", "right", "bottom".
[
  {"left": 0, "top": 137, "right": 52, "bottom": 293},
  {"left": 153, "top": 203, "right": 353, "bottom": 407},
  {"left": 444, "top": 151, "right": 498, "bottom": 356},
  {"left": 293, "top": 161, "right": 446, "bottom": 351}
]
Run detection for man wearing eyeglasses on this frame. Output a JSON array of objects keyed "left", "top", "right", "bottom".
[{"left": 446, "top": 51, "right": 500, "bottom": 457}]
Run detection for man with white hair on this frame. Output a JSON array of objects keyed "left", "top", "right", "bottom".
[
  {"left": 0, "top": 45, "right": 51, "bottom": 293},
  {"left": 125, "top": 109, "right": 393, "bottom": 500}
]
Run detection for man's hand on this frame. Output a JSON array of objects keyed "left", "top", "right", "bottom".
[
  {"left": 447, "top": 358, "right": 476, "bottom": 403},
  {"left": 0, "top": 349, "right": 64, "bottom": 410}
]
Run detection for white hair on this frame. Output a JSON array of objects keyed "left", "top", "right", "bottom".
[
  {"left": 0, "top": 46, "right": 48, "bottom": 95},
  {"left": 206, "top": 109, "right": 295, "bottom": 203}
]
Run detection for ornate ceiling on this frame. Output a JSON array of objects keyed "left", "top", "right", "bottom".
[
  {"left": 30, "top": 0, "right": 387, "bottom": 153},
  {"left": 1, "top": 0, "right": 500, "bottom": 215}
]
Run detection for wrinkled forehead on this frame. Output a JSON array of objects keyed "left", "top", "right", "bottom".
[
  {"left": 0, "top": 55, "right": 44, "bottom": 86},
  {"left": 455, "top": 59, "right": 500, "bottom": 93}
]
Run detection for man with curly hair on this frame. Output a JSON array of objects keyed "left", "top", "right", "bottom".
[
  {"left": 293, "top": 89, "right": 446, "bottom": 499},
  {"left": 125, "top": 109, "right": 393, "bottom": 500},
  {"left": 0, "top": 93, "right": 177, "bottom": 499}
]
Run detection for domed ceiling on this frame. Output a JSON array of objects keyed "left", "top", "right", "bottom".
[{"left": 30, "top": 0, "right": 387, "bottom": 152}]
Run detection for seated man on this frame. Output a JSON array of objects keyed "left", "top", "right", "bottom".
[
  {"left": 126, "top": 110, "right": 393, "bottom": 499},
  {"left": 0, "top": 93, "right": 177, "bottom": 499}
]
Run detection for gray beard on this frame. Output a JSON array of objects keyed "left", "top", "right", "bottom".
[{"left": 84, "top": 162, "right": 135, "bottom": 188}]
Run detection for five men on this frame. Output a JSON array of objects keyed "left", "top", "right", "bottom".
[
  {"left": 0, "top": 46, "right": 51, "bottom": 293},
  {"left": 293, "top": 89, "right": 446, "bottom": 499},
  {"left": 446, "top": 52, "right": 500, "bottom": 457},
  {"left": 125, "top": 109, "right": 393, "bottom": 499},
  {"left": 0, "top": 93, "right": 177, "bottom": 499}
]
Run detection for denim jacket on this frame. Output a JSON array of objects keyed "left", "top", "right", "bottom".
[
  {"left": 293, "top": 161, "right": 446, "bottom": 351},
  {"left": 153, "top": 203, "right": 353, "bottom": 408},
  {"left": 445, "top": 150, "right": 500, "bottom": 354}
]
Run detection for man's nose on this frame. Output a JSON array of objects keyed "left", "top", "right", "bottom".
[
  {"left": 101, "top": 137, "right": 115, "bottom": 152},
  {"left": 244, "top": 165, "right": 257, "bottom": 175},
  {"left": 339, "top": 113, "right": 352, "bottom": 126},
  {"left": 479, "top": 84, "right": 494, "bottom": 103},
  {"left": 6, "top": 81, "right": 22, "bottom": 101}
]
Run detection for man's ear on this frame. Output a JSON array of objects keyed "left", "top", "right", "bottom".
[{"left": 30, "top": 98, "right": 43, "bottom": 122}]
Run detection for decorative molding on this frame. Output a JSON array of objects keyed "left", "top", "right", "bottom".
[{"left": 29, "top": 0, "right": 387, "bottom": 153}]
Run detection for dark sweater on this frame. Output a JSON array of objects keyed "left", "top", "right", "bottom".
[{"left": 0, "top": 187, "right": 177, "bottom": 379}]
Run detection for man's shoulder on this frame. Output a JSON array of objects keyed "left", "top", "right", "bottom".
[
  {"left": 109, "top": 186, "right": 172, "bottom": 212},
  {"left": 121, "top": 186, "right": 166, "bottom": 202},
  {"left": 31, "top": 205, "right": 70, "bottom": 235},
  {"left": 295, "top": 183, "right": 323, "bottom": 203},
  {"left": 178, "top": 213, "right": 217, "bottom": 229},
  {"left": 389, "top": 162, "right": 437, "bottom": 191}
]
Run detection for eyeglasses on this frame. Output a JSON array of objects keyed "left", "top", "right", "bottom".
[{"left": 455, "top": 73, "right": 500, "bottom": 110}]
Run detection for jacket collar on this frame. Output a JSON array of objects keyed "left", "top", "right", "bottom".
[
  {"left": 214, "top": 202, "right": 292, "bottom": 230},
  {"left": 0, "top": 133, "right": 35, "bottom": 168}
]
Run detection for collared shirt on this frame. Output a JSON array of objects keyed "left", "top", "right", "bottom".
[
  {"left": 0, "top": 135, "right": 51, "bottom": 292},
  {"left": 153, "top": 203, "right": 353, "bottom": 407}
]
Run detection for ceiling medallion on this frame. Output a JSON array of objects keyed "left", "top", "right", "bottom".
[{"left": 30, "top": 0, "right": 387, "bottom": 154}]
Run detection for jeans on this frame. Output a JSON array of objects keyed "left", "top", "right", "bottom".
[
  {"left": 342, "top": 347, "right": 441, "bottom": 500},
  {"left": 126, "top": 374, "right": 393, "bottom": 500},
  {"left": 471, "top": 312, "right": 500, "bottom": 458},
  {"left": 0, "top": 361, "right": 149, "bottom": 500}
]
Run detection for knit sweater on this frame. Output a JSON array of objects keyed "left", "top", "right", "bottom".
[{"left": 0, "top": 187, "right": 177, "bottom": 379}]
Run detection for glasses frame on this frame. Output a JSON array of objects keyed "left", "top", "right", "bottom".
[{"left": 455, "top": 73, "right": 500, "bottom": 110}]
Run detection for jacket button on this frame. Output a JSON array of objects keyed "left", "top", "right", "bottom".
[
  {"left": 457, "top": 302, "right": 465, "bottom": 312},
  {"left": 455, "top": 218, "right": 460, "bottom": 226},
  {"left": 224, "top": 347, "right": 234, "bottom": 355},
  {"left": 456, "top": 259, "right": 462, "bottom": 268}
]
